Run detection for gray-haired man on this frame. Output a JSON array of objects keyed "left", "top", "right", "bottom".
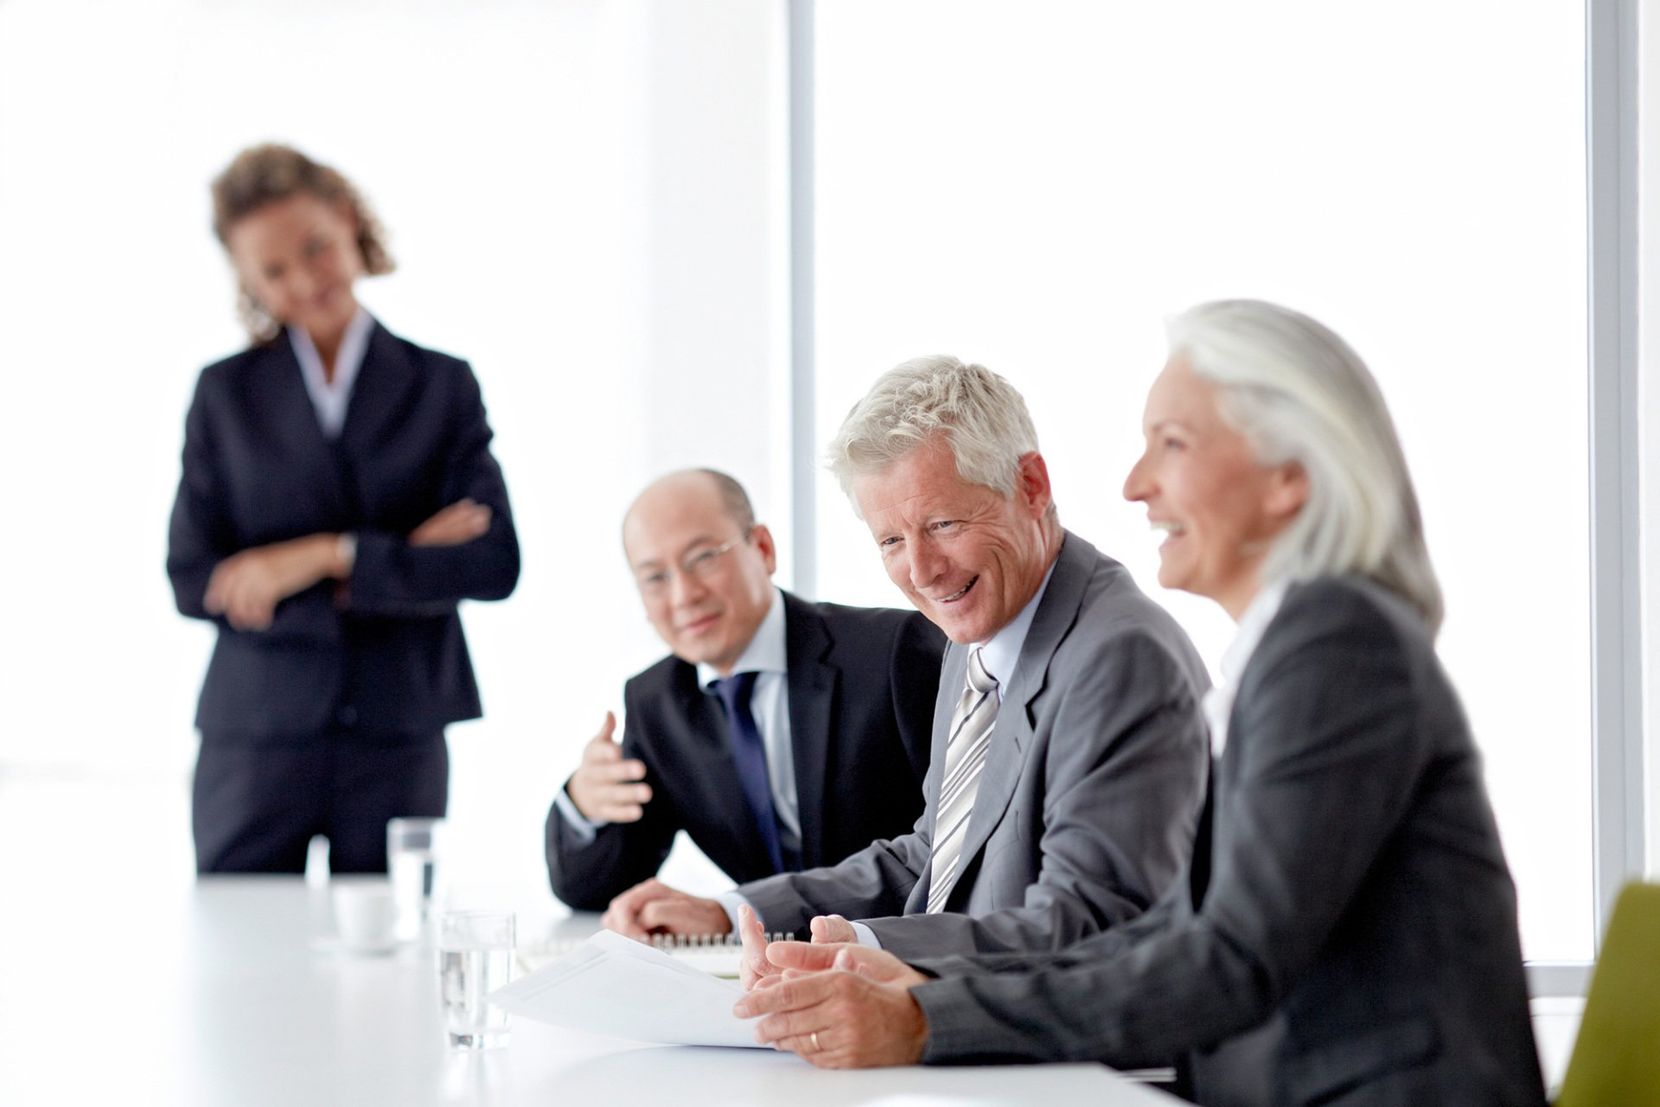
[{"left": 602, "top": 358, "right": 1209, "bottom": 964}]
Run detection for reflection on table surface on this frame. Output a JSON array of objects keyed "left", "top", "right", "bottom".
[{"left": 0, "top": 876, "right": 1180, "bottom": 1106}]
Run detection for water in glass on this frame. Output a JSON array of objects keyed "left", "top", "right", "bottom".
[
  {"left": 390, "top": 847, "right": 436, "bottom": 942},
  {"left": 439, "top": 945, "right": 512, "bottom": 1049}
]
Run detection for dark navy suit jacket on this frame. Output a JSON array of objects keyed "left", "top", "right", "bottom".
[
  {"left": 166, "top": 320, "right": 520, "bottom": 742},
  {"left": 545, "top": 593, "right": 945, "bottom": 911}
]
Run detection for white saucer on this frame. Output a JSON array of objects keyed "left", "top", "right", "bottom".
[{"left": 311, "top": 934, "right": 399, "bottom": 957}]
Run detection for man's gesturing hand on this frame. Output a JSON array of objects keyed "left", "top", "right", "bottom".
[{"left": 567, "top": 712, "right": 651, "bottom": 824}]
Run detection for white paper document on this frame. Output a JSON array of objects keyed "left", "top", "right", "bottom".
[{"left": 488, "top": 929, "right": 763, "bottom": 1048}]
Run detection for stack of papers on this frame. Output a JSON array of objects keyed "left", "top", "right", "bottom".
[
  {"left": 489, "top": 929, "right": 763, "bottom": 1048},
  {"left": 517, "top": 935, "right": 743, "bottom": 979}
]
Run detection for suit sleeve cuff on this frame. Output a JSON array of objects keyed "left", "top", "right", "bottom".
[
  {"left": 552, "top": 783, "right": 606, "bottom": 842},
  {"left": 851, "top": 920, "right": 883, "bottom": 949},
  {"left": 716, "top": 891, "right": 752, "bottom": 933}
]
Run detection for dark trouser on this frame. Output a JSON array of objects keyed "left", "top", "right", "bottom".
[{"left": 192, "top": 731, "right": 448, "bottom": 874}]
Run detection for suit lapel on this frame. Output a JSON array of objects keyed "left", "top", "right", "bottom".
[
  {"left": 945, "top": 532, "right": 1091, "bottom": 903},
  {"left": 251, "top": 335, "right": 352, "bottom": 523},
  {"left": 1187, "top": 764, "right": 1216, "bottom": 910},
  {"left": 782, "top": 594, "right": 836, "bottom": 868},
  {"left": 338, "top": 322, "right": 416, "bottom": 461}
]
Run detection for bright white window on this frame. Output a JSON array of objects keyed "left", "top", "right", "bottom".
[
  {"left": 0, "top": 0, "right": 789, "bottom": 908},
  {"left": 812, "top": 0, "right": 1591, "bottom": 960}
]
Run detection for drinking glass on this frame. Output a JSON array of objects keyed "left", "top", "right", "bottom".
[
  {"left": 437, "top": 910, "right": 514, "bottom": 1050},
  {"left": 387, "top": 817, "right": 445, "bottom": 943}
]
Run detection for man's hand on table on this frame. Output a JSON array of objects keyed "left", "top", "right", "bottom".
[
  {"left": 733, "top": 941, "right": 930, "bottom": 1068},
  {"left": 601, "top": 878, "right": 732, "bottom": 940}
]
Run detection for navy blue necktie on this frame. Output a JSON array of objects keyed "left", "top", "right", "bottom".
[{"left": 713, "top": 671, "right": 787, "bottom": 875}]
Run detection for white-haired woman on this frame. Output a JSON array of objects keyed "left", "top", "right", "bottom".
[{"left": 734, "top": 300, "right": 1547, "bottom": 1107}]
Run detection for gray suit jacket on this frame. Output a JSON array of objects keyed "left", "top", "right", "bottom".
[
  {"left": 909, "top": 577, "right": 1547, "bottom": 1107},
  {"left": 740, "top": 531, "right": 1210, "bottom": 958}
]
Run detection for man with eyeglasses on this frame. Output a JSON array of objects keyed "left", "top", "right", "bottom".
[
  {"left": 544, "top": 469, "right": 946, "bottom": 914},
  {"left": 599, "top": 358, "right": 1208, "bottom": 969}
]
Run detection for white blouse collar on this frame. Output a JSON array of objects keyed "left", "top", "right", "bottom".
[{"left": 1201, "top": 580, "right": 1289, "bottom": 757}]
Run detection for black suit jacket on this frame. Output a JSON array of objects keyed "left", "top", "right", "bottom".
[
  {"left": 911, "top": 578, "right": 1545, "bottom": 1107},
  {"left": 166, "top": 321, "right": 520, "bottom": 741},
  {"left": 545, "top": 593, "right": 946, "bottom": 910}
]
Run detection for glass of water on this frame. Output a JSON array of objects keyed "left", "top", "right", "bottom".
[
  {"left": 387, "top": 817, "right": 445, "bottom": 943},
  {"left": 438, "top": 910, "right": 514, "bottom": 1050}
]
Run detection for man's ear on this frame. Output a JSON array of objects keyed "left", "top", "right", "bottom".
[
  {"left": 751, "top": 523, "right": 779, "bottom": 575},
  {"left": 1014, "top": 452, "right": 1054, "bottom": 518}
]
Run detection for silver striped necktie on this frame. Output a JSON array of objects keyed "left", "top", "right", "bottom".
[{"left": 925, "top": 646, "right": 999, "bottom": 914}]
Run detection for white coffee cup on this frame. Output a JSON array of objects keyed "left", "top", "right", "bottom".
[{"left": 332, "top": 878, "right": 398, "bottom": 953}]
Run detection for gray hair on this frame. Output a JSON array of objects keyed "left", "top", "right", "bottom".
[
  {"left": 827, "top": 355, "right": 1041, "bottom": 505},
  {"left": 1167, "top": 299, "right": 1443, "bottom": 634}
]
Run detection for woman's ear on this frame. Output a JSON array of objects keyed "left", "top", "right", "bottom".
[
  {"left": 1265, "top": 461, "right": 1310, "bottom": 522},
  {"left": 334, "top": 198, "right": 361, "bottom": 234}
]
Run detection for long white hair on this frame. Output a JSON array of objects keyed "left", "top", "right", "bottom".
[{"left": 1168, "top": 299, "right": 1443, "bottom": 634}]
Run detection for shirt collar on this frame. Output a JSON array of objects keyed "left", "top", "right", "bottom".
[
  {"left": 975, "top": 554, "right": 1059, "bottom": 687},
  {"left": 697, "top": 586, "right": 787, "bottom": 690},
  {"left": 289, "top": 308, "right": 374, "bottom": 406},
  {"left": 1219, "top": 580, "right": 1288, "bottom": 690},
  {"left": 1202, "top": 579, "right": 1288, "bottom": 756}
]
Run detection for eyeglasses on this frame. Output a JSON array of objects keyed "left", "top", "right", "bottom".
[{"left": 635, "top": 532, "right": 750, "bottom": 595}]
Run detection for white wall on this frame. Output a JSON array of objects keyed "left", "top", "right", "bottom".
[
  {"left": 0, "top": 0, "right": 788, "bottom": 915},
  {"left": 809, "top": 0, "right": 1593, "bottom": 962},
  {"left": 0, "top": 0, "right": 1647, "bottom": 950}
]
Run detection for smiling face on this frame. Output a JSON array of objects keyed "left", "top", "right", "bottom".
[
  {"left": 225, "top": 192, "right": 364, "bottom": 349},
  {"left": 852, "top": 437, "right": 1059, "bottom": 645},
  {"left": 623, "top": 472, "right": 777, "bottom": 674},
  {"left": 1123, "top": 356, "right": 1308, "bottom": 619}
]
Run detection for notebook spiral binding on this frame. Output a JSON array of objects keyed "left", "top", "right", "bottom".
[
  {"left": 647, "top": 931, "right": 792, "bottom": 950},
  {"left": 521, "top": 930, "right": 794, "bottom": 962}
]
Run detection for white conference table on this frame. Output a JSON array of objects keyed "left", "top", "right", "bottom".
[{"left": 4, "top": 876, "right": 1180, "bottom": 1106}]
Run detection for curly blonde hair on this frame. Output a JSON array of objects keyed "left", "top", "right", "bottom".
[{"left": 210, "top": 143, "right": 395, "bottom": 342}]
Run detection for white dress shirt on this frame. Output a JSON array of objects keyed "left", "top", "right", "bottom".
[{"left": 288, "top": 307, "right": 374, "bottom": 439}]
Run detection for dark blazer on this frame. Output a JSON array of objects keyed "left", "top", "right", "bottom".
[
  {"left": 167, "top": 321, "right": 520, "bottom": 741},
  {"left": 910, "top": 577, "right": 1547, "bottom": 1107},
  {"left": 739, "top": 532, "right": 1211, "bottom": 958},
  {"left": 545, "top": 592, "right": 946, "bottom": 910}
]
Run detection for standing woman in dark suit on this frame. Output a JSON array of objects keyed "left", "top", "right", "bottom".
[
  {"left": 168, "top": 144, "right": 520, "bottom": 874},
  {"left": 735, "top": 300, "right": 1546, "bottom": 1106}
]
